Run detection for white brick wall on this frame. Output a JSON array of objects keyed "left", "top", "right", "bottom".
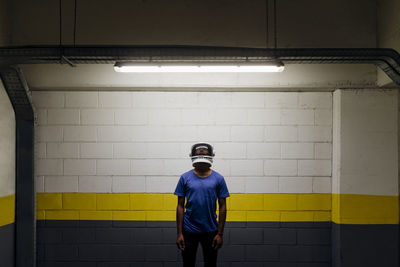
[
  {"left": 112, "top": 176, "right": 145, "bottom": 192},
  {"left": 79, "top": 176, "right": 112, "bottom": 192},
  {"left": 64, "top": 159, "right": 96, "bottom": 175},
  {"left": 44, "top": 176, "right": 78, "bottom": 192},
  {"left": 47, "top": 143, "right": 79, "bottom": 158},
  {"left": 33, "top": 91, "right": 332, "bottom": 193},
  {"left": 47, "top": 109, "right": 80, "bottom": 125}
]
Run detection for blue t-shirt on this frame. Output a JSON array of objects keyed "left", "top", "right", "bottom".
[{"left": 174, "top": 170, "right": 230, "bottom": 233}]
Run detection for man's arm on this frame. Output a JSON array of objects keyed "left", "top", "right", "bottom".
[
  {"left": 213, "top": 197, "right": 227, "bottom": 249},
  {"left": 176, "top": 196, "right": 185, "bottom": 251}
]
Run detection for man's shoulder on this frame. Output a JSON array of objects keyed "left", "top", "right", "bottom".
[
  {"left": 180, "top": 169, "right": 194, "bottom": 178},
  {"left": 211, "top": 170, "right": 224, "bottom": 179}
]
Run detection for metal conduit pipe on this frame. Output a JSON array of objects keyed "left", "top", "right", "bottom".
[
  {"left": 0, "top": 46, "right": 400, "bottom": 84},
  {"left": 0, "top": 66, "right": 34, "bottom": 267}
]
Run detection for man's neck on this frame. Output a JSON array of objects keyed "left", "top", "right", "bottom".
[{"left": 194, "top": 168, "right": 212, "bottom": 177}]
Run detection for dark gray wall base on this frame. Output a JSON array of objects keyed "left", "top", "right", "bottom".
[
  {"left": 37, "top": 220, "right": 331, "bottom": 266},
  {"left": 332, "top": 223, "right": 399, "bottom": 267},
  {"left": 0, "top": 223, "right": 15, "bottom": 267}
]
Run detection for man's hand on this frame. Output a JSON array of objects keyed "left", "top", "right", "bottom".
[
  {"left": 176, "top": 234, "right": 185, "bottom": 251},
  {"left": 212, "top": 234, "right": 223, "bottom": 250}
]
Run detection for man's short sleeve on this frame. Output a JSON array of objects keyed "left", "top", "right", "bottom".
[
  {"left": 217, "top": 177, "right": 230, "bottom": 198},
  {"left": 174, "top": 176, "right": 185, "bottom": 197}
]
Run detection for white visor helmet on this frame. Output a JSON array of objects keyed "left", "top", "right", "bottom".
[{"left": 190, "top": 143, "right": 215, "bottom": 167}]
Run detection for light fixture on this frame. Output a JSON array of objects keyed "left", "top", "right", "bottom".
[{"left": 114, "top": 61, "right": 285, "bottom": 73}]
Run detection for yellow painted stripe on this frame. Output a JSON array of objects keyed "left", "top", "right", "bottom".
[
  {"left": 0, "top": 194, "right": 15, "bottom": 226},
  {"left": 35, "top": 193, "right": 399, "bottom": 224},
  {"left": 332, "top": 193, "right": 399, "bottom": 224},
  {"left": 36, "top": 192, "right": 332, "bottom": 222}
]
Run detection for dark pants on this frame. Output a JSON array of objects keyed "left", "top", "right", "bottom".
[{"left": 182, "top": 230, "right": 218, "bottom": 267}]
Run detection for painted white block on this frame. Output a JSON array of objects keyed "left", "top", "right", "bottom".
[
  {"left": 164, "top": 159, "right": 191, "bottom": 175},
  {"left": 32, "top": 91, "right": 64, "bottom": 108},
  {"left": 298, "top": 126, "right": 332, "bottom": 142},
  {"left": 230, "top": 160, "right": 263, "bottom": 176},
  {"left": 65, "top": 92, "right": 98, "bottom": 108},
  {"left": 128, "top": 126, "right": 154, "bottom": 142},
  {"left": 181, "top": 109, "right": 216, "bottom": 125},
  {"left": 265, "top": 92, "right": 298, "bottom": 108},
  {"left": 112, "top": 176, "right": 146, "bottom": 193},
  {"left": 132, "top": 92, "right": 166, "bottom": 108},
  {"left": 264, "top": 160, "right": 297, "bottom": 176},
  {"left": 47, "top": 109, "right": 80, "bottom": 125},
  {"left": 265, "top": 126, "right": 297, "bottom": 142},
  {"left": 248, "top": 109, "right": 280, "bottom": 125},
  {"left": 281, "top": 109, "right": 314, "bottom": 125},
  {"left": 64, "top": 126, "right": 97, "bottom": 142},
  {"left": 80, "top": 143, "right": 113, "bottom": 159},
  {"left": 223, "top": 177, "right": 245, "bottom": 193},
  {"left": 299, "top": 92, "right": 332, "bottom": 109},
  {"left": 146, "top": 176, "right": 178, "bottom": 193},
  {"left": 315, "top": 143, "right": 332, "bottom": 159},
  {"left": 212, "top": 159, "right": 231, "bottom": 176},
  {"left": 36, "top": 126, "right": 63, "bottom": 142},
  {"left": 312, "top": 177, "right": 332, "bottom": 193},
  {"left": 231, "top": 92, "right": 264, "bottom": 108},
  {"left": 97, "top": 126, "right": 131, "bottom": 142},
  {"left": 231, "top": 126, "right": 264, "bottom": 142},
  {"left": 96, "top": 159, "right": 130, "bottom": 175},
  {"left": 99, "top": 92, "right": 131, "bottom": 108},
  {"left": 315, "top": 109, "right": 332, "bottom": 125},
  {"left": 198, "top": 92, "right": 232, "bottom": 108},
  {"left": 149, "top": 109, "right": 181, "bottom": 125},
  {"left": 281, "top": 143, "right": 314, "bottom": 159},
  {"left": 298, "top": 160, "right": 331, "bottom": 176},
  {"left": 216, "top": 109, "right": 248, "bottom": 125},
  {"left": 245, "top": 177, "right": 279, "bottom": 193},
  {"left": 163, "top": 126, "right": 199, "bottom": 142},
  {"left": 114, "top": 109, "right": 148, "bottom": 125},
  {"left": 213, "top": 143, "right": 246, "bottom": 159},
  {"left": 36, "top": 109, "right": 47, "bottom": 125},
  {"left": 47, "top": 143, "right": 79, "bottom": 158},
  {"left": 179, "top": 143, "right": 196, "bottom": 157},
  {"left": 44, "top": 176, "right": 78, "bottom": 192},
  {"left": 131, "top": 159, "right": 165, "bottom": 175},
  {"left": 247, "top": 143, "right": 281, "bottom": 159},
  {"left": 147, "top": 143, "right": 184, "bottom": 159},
  {"left": 35, "top": 176, "right": 44, "bottom": 193},
  {"left": 35, "top": 143, "right": 46, "bottom": 158},
  {"left": 198, "top": 126, "right": 230, "bottom": 142},
  {"left": 279, "top": 177, "right": 313, "bottom": 193},
  {"left": 164, "top": 92, "right": 199, "bottom": 108},
  {"left": 64, "top": 159, "right": 96, "bottom": 175},
  {"left": 132, "top": 126, "right": 198, "bottom": 142},
  {"left": 35, "top": 159, "right": 63, "bottom": 175},
  {"left": 81, "top": 109, "right": 114, "bottom": 125},
  {"left": 113, "top": 143, "right": 147, "bottom": 158},
  {"left": 79, "top": 176, "right": 112, "bottom": 192}
]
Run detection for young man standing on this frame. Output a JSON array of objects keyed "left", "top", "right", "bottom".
[{"left": 174, "top": 143, "right": 230, "bottom": 267}]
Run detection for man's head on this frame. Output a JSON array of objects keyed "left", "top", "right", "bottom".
[{"left": 190, "top": 143, "right": 215, "bottom": 169}]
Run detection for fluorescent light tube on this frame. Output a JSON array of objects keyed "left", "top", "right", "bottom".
[{"left": 114, "top": 62, "right": 284, "bottom": 73}]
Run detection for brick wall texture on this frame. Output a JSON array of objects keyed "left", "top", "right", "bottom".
[
  {"left": 33, "top": 91, "right": 332, "bottom": 194},
  {"left": 33, "top": 91, "right": 333, "bottom": 266}
]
